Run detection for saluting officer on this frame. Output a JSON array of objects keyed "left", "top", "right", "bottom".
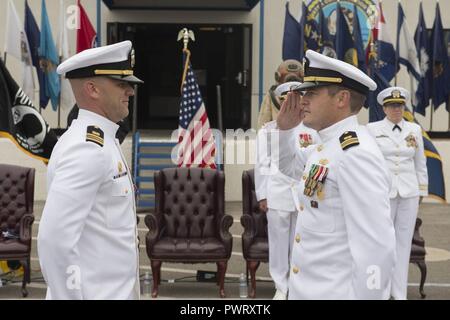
[
  {"left": 276, "top": 50, "right": 396, "bottom": 299},
  {"left": 367, "top": 86, "right": 428, "bottom": 300},
  {"left": 255, "top": 81, "right": 320, "bottom": 300},
  {"left": 37, "top": 41, "right": 143, "bottom": 299}
]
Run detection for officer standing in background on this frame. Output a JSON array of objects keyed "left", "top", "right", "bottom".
[
  {"left": 255, "top": 81, "right": 320, "bottom": 300},
  {"left": 257, "top": 60, "right": 303, "bottom": 129},
  {"left": 37, "top": 41, "right": 143, "bottom": 299},
  {"left": 276, "top": 50, "right": 396, "bottom": 299},
  {"left": 367, "top": 86, "right": 428, "bottom": 300}
]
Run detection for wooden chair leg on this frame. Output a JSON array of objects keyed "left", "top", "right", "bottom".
[
  {"left": 216, "top": 261, "right": 227, "bottom": 298},
  {"left": 216, "top": 262, "right": 221, "bottom": 286},
  {"left": 248, "top": 261, "right": 260, "bottom": 298},
  {"left": 20, "top": 259, "right": 29, "bottom": 298},
  {"left": 27, "top": 257, "right": 31, "bottom": 283},
  {"left": 151, "top": 260, "right": 162, "bottom": 298},
  {"left": 416, "top": 260, "right": 427, "bottom": 299}
]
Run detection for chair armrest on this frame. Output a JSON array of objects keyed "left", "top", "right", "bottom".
[
  {"left": 240, "top": 214, "right": 256, "bottom": 256},
  {"left": 19, "top": 213, "right": 34, "bottom": 243},
  {"left": 218, "top": 214, "right": 233, "bottom": 256},
  {"left": 145, "top": 213, "right": 163, "bottom": 250},
  {"left": 412, "top": 218, "right": 425, "bottom": 247},
  {"left": 412, "top": 233, "right": 425, "bottom": 247}
]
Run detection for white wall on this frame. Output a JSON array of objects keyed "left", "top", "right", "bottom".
[{"left": 1, "top": 0, "right": 449, "bottom": 202}]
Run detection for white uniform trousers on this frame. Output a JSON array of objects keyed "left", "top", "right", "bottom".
[
  {"left": 390, "top": 195, "right": 419, "bottom": 300},
  {"left": 267, "top": 209, "right": 297, "bottom": 295}
]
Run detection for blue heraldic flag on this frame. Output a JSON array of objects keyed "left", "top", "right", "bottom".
[
  {"left": 282, "top": 2, "right": 303, "bottom": 61},
  {"left": 414, "top": 2, "right": 432, "bottom": 116},
  {"left": 367, "top": 59, "right": 390, "bottom": 120},
  {"left": 403, "top": 110, "right": 446, "bottom": 202},
  {"left": 318, "top": 5, "right": 335, "bottom": 57},
  {"left": 430, "top": 2, "right": 450, "bottom": 110},
  {"left": 39, "top": 0, "right": 61, "bottom": 111},
  {"left": 25, "top": 0, "right": 49, "bottom": 109},
  {"left": 304, "top": 4, "right": 320, "bottom": 52},
  {"left": 353, "top": 4, "right": 366, "bottom": 73},
  {"left": 335, "top": 2, "right": 355, "bottom": 65}
]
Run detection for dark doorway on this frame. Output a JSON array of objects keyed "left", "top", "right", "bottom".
[{"left": 107, "top": 23, "right": 252, "bottom": 131}]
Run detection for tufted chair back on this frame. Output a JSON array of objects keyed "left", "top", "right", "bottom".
[
  {"left": 145, "top": 167, "right": 233, "bottom": 298},
  {"left": 0, "top": 164, "right": 35, "bottom": 297},
  {"left": 156, "top": 167, "right": 222, "bottom": 239},
  {"left": 0, "top": 164, "right": 35, "bottom": 243},
  {"left": 241, "top": 169, "right": 268, "bottom": 298}
]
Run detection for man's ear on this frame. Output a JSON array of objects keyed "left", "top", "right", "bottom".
[
  {"left": 84, "top": 80, "right": 100, "bottom": 99},
  {"left": 333, "top": 90, "right": 348, "bottom": 111},
  {"left": 337, "top": 90, "right": 350, "bottom": 107}
]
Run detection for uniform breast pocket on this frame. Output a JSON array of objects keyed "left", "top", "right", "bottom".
[
  {"left": 301, "top": 204, "right": 336, "bottom": 233},
  {"left": 300, "top": 184, "right": 337, "bottom": 233},
  {"left": 106, "top": 177, "right": 134, "bottom": 229}
]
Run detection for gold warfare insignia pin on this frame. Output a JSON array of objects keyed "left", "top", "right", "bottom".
[
  {"left": 319, "top": 159, "right": 329, "bottom": 166},
  {"left": 118, "top": 162, "right": 123, "bottom": 173},
  {"left": 405, "top": 133, "right": 418, "bottom": 148}
]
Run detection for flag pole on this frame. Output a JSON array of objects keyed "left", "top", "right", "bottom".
[
  {"left": 430, "top": 103, "right": 434, "bottom": 131},
  {"left": 430, "top": 0, "right": 438, "bottom": 131},
  {"left": 394, "top": 0, "right": 400, "bottom": 86},
  {"left": 447, "top": 95, "right": 450, "bottom": 131},
  {"left": 177, "top": 28, "right": 195, "bottom": 92}
]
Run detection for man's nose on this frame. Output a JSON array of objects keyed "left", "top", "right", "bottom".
[{"left": 126, "top": 86, "right": 135, "bottom": 96}]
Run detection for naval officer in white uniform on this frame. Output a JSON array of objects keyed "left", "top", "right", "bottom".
[
  {"left": 255, "top": 82, "right": 320, "bottom": 300},
  {"left": 367, "top": 87, "right": 428, "bottom": 300},
  {"left": 37, "top": 41, "right": 143, "bottom": 299},
  {"left": 276, "top": 50, "right": 396, "bottom": 299}
]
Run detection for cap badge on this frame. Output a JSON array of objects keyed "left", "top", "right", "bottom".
[
  {"left": 392, "top": 89, "right": 401, "bottom": 99},
  {"left": 131, "top": 49, "right": 136, "bottom": 68}
]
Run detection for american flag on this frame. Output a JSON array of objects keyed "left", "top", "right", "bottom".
[{"left": 177, "top": 50, "right": 216, "bottom": 169}]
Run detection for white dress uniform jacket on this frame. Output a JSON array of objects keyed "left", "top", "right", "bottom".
[
  {"left": 278, "top": 116, "right": 396, "bottom": 300},
  {"left": 366, "top": 118, "right": 428, "bottom": 198},
  {"left": 255, "top": 120, "right": 320, "bottom": 211},
  {"left": 38, "top": 109, "right": 139, "bottom": 300}
]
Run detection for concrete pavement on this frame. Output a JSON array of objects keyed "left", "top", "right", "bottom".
[{"left": 1, "top": 201, "right": 449, "bottom": 300}]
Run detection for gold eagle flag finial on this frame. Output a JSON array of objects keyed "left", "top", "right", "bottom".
[{"left": 177, "top": 28, "right": 195, "bottom": 50}]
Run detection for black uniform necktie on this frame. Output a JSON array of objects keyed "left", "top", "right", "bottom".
[{"left": 392, "top": 124, "right": 402, "bottom": 132}]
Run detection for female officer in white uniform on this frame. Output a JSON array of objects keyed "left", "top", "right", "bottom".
[{"left": 366, "top": 86, "right": 428, "bottom": 300}]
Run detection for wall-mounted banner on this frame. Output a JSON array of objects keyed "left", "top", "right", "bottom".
[{"left": 305, "top": 0, "right": 378, "bottom": 50}]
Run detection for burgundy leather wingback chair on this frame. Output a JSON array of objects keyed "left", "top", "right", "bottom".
[
  {"left": 145, "top": 167, "right": 233, "bottom": 298},
  {"left": 0, "top": 164, "right": 35, "bottom": 297},
  {"left": 241, "top": 169, "right": 268, "bottom": 298}
]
